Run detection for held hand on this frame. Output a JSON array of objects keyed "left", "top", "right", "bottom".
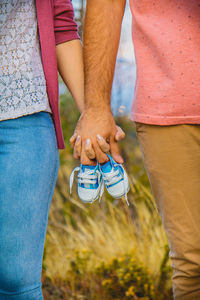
[
  {"left": 69, "top": 109, "right": 125, "bottom": 165},
  {"left": 70, "top": 125, "right": 125, "bottom": 163},
  {"left": 95, "top": 125, "right": 125, "bottom": 159}
]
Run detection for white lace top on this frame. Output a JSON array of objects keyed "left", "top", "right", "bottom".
[{"left": 0, "top": 0, "right": 52, "bottom": 121}]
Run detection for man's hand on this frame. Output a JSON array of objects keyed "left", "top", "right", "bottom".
[
  {"left": 69, "top": 0, "right": 126, "bottom": 165},
  {"left": 69, "top": 108, "right": 125, "bottom": 165}
]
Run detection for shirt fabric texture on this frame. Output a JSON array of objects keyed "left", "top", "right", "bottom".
[
  {"left": 129, "top": 0, "right": 200, "bottom": 125},
  {"left": 0, "top": 0, "right": 52, "bottom": 121}
]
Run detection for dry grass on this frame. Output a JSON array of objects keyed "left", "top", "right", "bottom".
[
  {"left": 42, "top": 99, "right": 173, "bottom": 299},
  {"left": 43, "top": 167, "right": 171, "bottom": 297}
]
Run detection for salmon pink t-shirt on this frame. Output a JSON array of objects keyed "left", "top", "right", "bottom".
[{"left": 129, "top": 0, "right": 200, "bottom": 125}]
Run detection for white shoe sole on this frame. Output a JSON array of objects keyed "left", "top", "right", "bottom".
[
  {"left": 106, "top": 183, "right": 130, "bottom": 199},
  {"left": 79, "top": 181, "right": 104, "bottom": 204}
]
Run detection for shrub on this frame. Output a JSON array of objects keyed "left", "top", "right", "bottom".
[{"left": 95, "top": 253, "right": 155, "bottom": 300}]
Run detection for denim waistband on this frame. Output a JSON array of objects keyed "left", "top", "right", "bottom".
[{"left": 0, "top": 111, "right": 54, "bottom": 128}]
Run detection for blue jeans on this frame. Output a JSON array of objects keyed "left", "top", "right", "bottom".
[{"left": 0, "top": 111, "right": 60, "bottom": 299}]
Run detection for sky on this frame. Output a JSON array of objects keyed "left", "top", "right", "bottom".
[
  {"left": 118, "top": 1, "right": 135, "bottom": 62},
  {"left": 112, "top": 2, "right": 136, "bottom": 115}
]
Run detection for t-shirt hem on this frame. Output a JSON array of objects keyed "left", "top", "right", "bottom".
[{"left": 131, "top": 112, "right": 200, "bottom": 125}]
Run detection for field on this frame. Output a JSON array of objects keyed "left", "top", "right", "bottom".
[{"left": 42, "top": 93, "right": 173, "bottom": 300}]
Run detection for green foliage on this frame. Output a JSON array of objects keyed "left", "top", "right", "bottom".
[
  {"left": 43, "top": 249, "right": 172, "bottom": 300},
  {"left": 95, "top": 253, "right": 156, "bottom": 300}
]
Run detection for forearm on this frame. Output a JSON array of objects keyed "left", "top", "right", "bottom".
[
  {"left": 83, "top": 0, "right": 126, "bottom": 111},
  {"left": 56, "top": 39, "right": 84, "bottom": 113}
]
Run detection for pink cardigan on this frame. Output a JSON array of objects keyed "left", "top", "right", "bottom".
[{"left": 35, "top": 0, "right": 80, "bottom": 150}]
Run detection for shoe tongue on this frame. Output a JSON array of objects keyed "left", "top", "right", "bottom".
[
  {"left": 101, "top": 161, "right": 112, "bottom": 173},
  {"left": 82, "top": 165, "right": 96, "bottom": 172}
]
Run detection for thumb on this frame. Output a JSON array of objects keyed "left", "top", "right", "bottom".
[
  {"left": 110, "top": 138, "right": 124, "bottom": 164},
  {"left": 115, "top": 126, "right": 125, "bottom": 141}
]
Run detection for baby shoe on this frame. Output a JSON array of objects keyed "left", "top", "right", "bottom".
[
  {"left": 99, "top": 154, "right": 130, "bottom": 205},
  {"left": 69, "top": 164, "right": 104, "bottom": 203}
]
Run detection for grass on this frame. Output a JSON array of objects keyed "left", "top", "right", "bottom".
[{"left": 41, "top": 93, "right": 173, "bottom": 300}]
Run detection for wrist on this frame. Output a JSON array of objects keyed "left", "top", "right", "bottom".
[
  {"left": 84, "top": 90, "right": 111, "bottom": 112},
  {"left": 84, "top": 103, "right": 112, "bottom": 114}
]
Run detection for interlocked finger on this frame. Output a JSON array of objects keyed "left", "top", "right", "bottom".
[
  {"left": 110, "top": 137, "right": 124, "bottom": 164},
  {"left": 73, "top": 135, "right": 81, "bottom": 159},
  {"left": 92, "top": 142, "right": 110, "bottom": 164},
  {"left": 115, "top": 126, "right": 126, "bottom": 141},
  {"left": 70, "top": 132, "right": 78, "bottom": 148},
  {"left": 96, "top": 134, "right": 110, "bottom": 153},
  {"left": 84, "top": 139, "right": 96, "bottom": 160}
]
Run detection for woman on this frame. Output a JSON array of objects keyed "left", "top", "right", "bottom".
[{"left": 0, "top": 0, "right": 83, "bottom": 299}]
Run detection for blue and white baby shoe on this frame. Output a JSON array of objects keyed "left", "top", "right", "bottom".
[
  {"left": 99, "top": 154, "right": 130, "bottom": 205},
  {"left": 69, "top": 164, "right": 104, "bottom": 203},
  {"left": 69, "top": 155, "right": 130, "bottom": 205}
]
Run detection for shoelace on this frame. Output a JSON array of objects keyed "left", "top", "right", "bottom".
[
  {"left": 101, "top": 164, "right": 130, "bottom": 206},
  {"left": 69, "top": 164, "right": 129, "bottom": 206},
  {"left": 69, "top": 166, "right": 103, "bottom": 202}
]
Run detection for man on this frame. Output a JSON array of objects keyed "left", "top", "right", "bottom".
[{"left": 70, "top": 0, "right": 200, "bottom": 299}]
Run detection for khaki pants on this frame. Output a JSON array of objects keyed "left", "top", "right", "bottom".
[{"left": 135, "top": 122, "right": 200, "bottom": 300}]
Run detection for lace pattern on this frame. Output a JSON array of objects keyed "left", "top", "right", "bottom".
[{"left": 0, "top": 0, "right": 52, "bottom": 121}]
